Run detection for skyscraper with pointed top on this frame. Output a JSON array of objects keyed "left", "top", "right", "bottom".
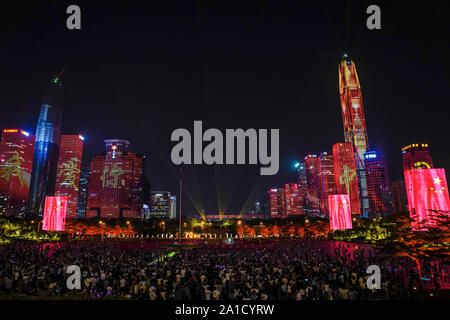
[
  {"left": 27, "top": 71, "right": 64, "bottom": 216},
  {"left": 338, "top": 54, "right": 370, "bottom": 217}
]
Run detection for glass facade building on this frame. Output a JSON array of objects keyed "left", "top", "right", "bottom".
[
  {"left": 305, "top": 154, "right": 321, "bottom": 216},
  {"left": 318, "top": 152, "right": 337, "bottom": 216},
  {"left": 27, "top": 75, "right": 63, "bottom": 216},
  {"left": 338, "top": 55, "right": 370, "bottom": 217}
]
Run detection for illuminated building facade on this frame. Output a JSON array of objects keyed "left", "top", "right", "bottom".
[
  {"left": 364, "top": 147, "right": 392, "bottom": 215},
  {"left": 338, "top": 55, "right": 370, "bottom": 217},
  {"left": 0, "top": 129, "right": 35, "bottom": 217},
  {"left": 318, "top": 152, "right": 337, "bottom": 216},
  {"left": 284, "top": 183, "right": 302, "bottom": 216},
  {"left": 76, "top": 168, "right": 89, "bottom": 218},
  {"left": 297, "top": 162, "right": 307, "bottom": 214},
  {"left": 391, "top": 180, "right": 407, "bottom": 213},
  {"left": 150, "top": 191, "right": 176, "bottom": 219},
  {"left": 328, "top": 194, "right": 352, "bottom": 230},
  {"left": 42, "top": 196, "right": 67, "bottom": 231},
  {"left": 305, "top": 154, "right": 320, "bottom": 216},
  {"left": 55, "top": 135, "right": 84, "bottom": 219},
  {"left": 28, "top": 73, "right": 64, "bottom": 216},
  {"left": 269, "top": 188, "right": 285, "bottom": 218},
  {"left": 86, "top": 139, "right": 144, "bottom": 219},
  {"left": 402, "top": 143, "right": 433, "bottom": 171},
  {"left": 404, "top": 168, "right": 450, "bottom": 231},
  {"left": 333, "top": 142, "right": 360, "bottom": 215}
]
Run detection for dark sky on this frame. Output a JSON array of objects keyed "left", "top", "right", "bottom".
[{"left": 0, "top": 0, "right": 448, "bottom": 217}]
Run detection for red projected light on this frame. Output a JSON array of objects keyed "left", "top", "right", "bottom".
[
  {"left": 42, "top": 196, "right": 68, "bottom": 231},
  {"left": 404, "top": 169, "right": 450, "bottom": 231},
  {"left": 328, "top": 194, "right": 352, "bottom": 230}
]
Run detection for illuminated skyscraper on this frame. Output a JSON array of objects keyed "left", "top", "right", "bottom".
[
  {"left": 402, "top": 143, "right": 433, "bottom": 171},
  {"left": 0, "top": 129, "right": 35, "bottom": 217},
  {"left": 28, "top": 71, "right": 64, "bottom": 216},
  {"left": 86, "top": 139, "right": 144, "bottom": 219},
  {"left": 284, "top": 183, "right": 302, "bottom": 216},
  {"left": 269, "top": 188, "right": 285, "bottom": 218},
  {"left": 333, "top": 142, "right": 360, "bottom": 215},
  {"left": 338, "top": 55, "right": 370, "bottom": 217},
  {"left": 318, "top": 152, "right": 337, "bottom": 216},
  {"left": 76, "top": 168, "right": 89, "bottom": 218},
  {"left": 305, "top": 154, "right": 320, "bottom": 216},
  {"left": 364, "top": 147, "right": 392, "bottom": 215},
  {"left": 55, "top": 134, "right": 84, "bottom": 219}
]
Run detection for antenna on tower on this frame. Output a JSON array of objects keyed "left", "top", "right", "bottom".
[{"left": 55, "top": 66, "right": 67, "bottom": 78}]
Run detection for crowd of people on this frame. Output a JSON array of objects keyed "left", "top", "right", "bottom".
[{"left": 0, "top": 239, "right": 446, "bottom": 300}]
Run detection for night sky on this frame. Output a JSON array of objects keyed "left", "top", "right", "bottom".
[{"left": 0, "top": 0, "right": 448, "bottom": 217}]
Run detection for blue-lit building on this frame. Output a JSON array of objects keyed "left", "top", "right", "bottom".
[
  {"left": 364, "top": 147, "right": 392, "bottom": 216},
  {"left": 27, "top": 73, "right": 64, "bottom": 216}
]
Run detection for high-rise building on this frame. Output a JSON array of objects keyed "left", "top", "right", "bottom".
[
  {"left": 269, "top": 188, "right": 285, "bottom": 218},
  {"left": 150, "top": 191, "right": 176, "bottom": 219},
  {"left": 86, "top": 139, "right": 144, "bottom": 219},
  {"left": 55, "top": 134, "right": 84, "bottom": 219},
  {"left": 333, "top": 142, "right": 360, "bottom": 215},
  {"left": 391, "top": 179, "right": 407, "bottom": 214},
  {"left": 297, "top": 162, "right": 307, "bottom": 214},
  {"left": 28, "top": 72, "right": 64, "bottom": 216},
  {"left": 364, "top": 147, "right": 392, "bottom": 215},
  {"left": 0, "top": 129, "right": 35, "bottom": 217},
  {"left": 284, "top": 183, "right": 302, "bottom": 216},
  {"left": 305, "top": 154, "right": 321, "bottom": 216},
  {"left": 402, "top": 143, "right": 433, "bottom": 171},
  {"left": 318, "top": 152, "right": 337, "bottom": 216},
  {"left": 338, "top": 54, "right": 370, "bottom": 217},
  {"left": 76, "top": 168, "right": 89, "bottom": 218}
]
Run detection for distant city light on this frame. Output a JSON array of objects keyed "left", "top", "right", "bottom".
[
  {"left": 78, "top": 134, "right": 85, "bottom": 141},
  {"left": 21, "top": 130, "right": 29, "bottom": 136}
]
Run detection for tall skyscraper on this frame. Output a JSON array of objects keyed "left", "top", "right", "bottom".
[
  {"left": 297, "top": 162, "right": 307, "bottom": 214},
  {"left": 318, "top": 152, "right": 337, "bottom": 216},
  {"left": 305, "top": 154, "right": 321, "bottom": 216},
  {"left": 364, "top": 147, "right": 392, "bottom": 215},
  {"left": 338, "top": 54, "right": 370, "bottom": 217},
  {"left": 284, "top": 183, "right": 302, "bottom": 216},
  {"left": 333, "top": 142, "right": 361, "bottom": 215},
  {"left": 86, "top": 139, "right": 144, "bottom": 219},
  {"left": 402, "top": 143, "right": 433, "bottom": 171},
  {"left": 55, "top": 134, "right": 84, "bottom": 219},
  {"left": 28, "top": 71, "right": 64, "bottom": 216},
  {"left": 269, "top": 188, "right": 285, "bottom": 218},
  {"left": 76, "top": 168, "right": 89, "bottom": 218},
  {"left": 0, "top": 129, "right": 35, "bottom": 217}
]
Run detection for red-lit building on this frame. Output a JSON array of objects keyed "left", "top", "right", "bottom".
[
  {"left": 284, "top": 183, "right": 302, "bottom": 216},
  {"left": 269, "top": 188, "right": 285, "bottom": 218},
  {"left": 402, "top": 143, "right": 433, "bottom": 171},
  {"left": 364, "top": 147, "right": 392, "bottom": 215},
  {"left": 86, "top": 139, "right": 144, "bottom": 219},
  {"left": 404, "top": 168, "right": 450, "bottom": 230},
  {"left": 391, "top": 180, "right": 407, "bottom": 213},
  {"left": 0, "top": 129, "right": 35, "bottom": 217},
  {"left": 55, "top": 134, "right": 84, "bottom": 219},
  {"left": 318, "top": 152, "right": 337, "bottom": 216},
  {"left": 338, "top": 55, "right": 370, "bottom": 217},
  {"left": 305, "top": 154, "right": 320, "bottom": 216},
  {"left": 333, "top": 142, "right": 360, "bottom": 215}
]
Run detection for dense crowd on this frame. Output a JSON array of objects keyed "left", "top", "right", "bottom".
[{"left": 0, "top": 240, "right": 446, "bottom": 300}]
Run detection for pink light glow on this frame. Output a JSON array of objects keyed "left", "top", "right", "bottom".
[
  {"left": 328, "top": 194, "right": 352, "bottom": 230},
  {"left": 42, "top": 196, "right": 68, "bottom": 231},
  {"left": 404, "top": 168, "right": 450, "bottom": 231}
]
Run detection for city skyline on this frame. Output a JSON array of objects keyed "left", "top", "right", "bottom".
[{"left": 0, "top": 1, "right": 448, "bottom": 216}]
